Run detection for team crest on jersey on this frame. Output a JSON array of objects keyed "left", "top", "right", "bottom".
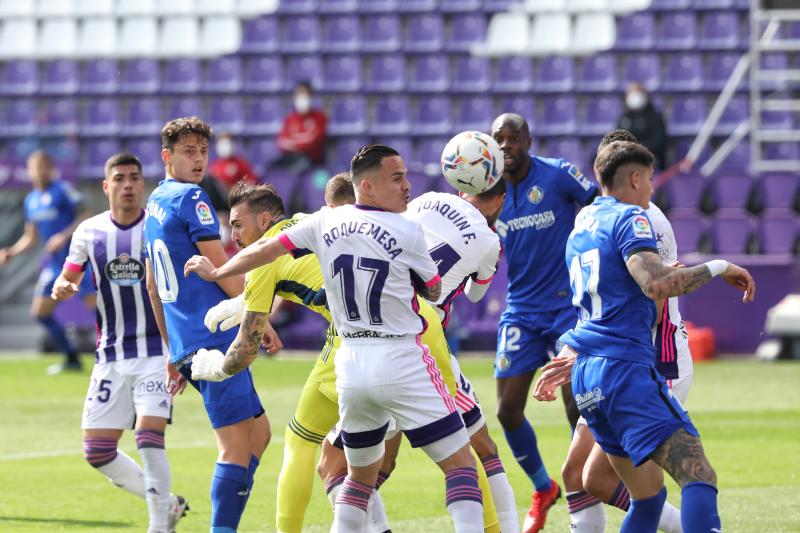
[
  {"left": 632, "top": 215, "right": 653, "bottom": 239},
  {"left": 105, "top": 253, "right": 145, "bottom": 286},
  {"left": 195, "top": 201, "right": 214, "bottom": 225},
  {"left": 496, "top": 353, "right": 511, "bottom": 371},
  {"left": 527, "top": 186, "right": 544, "bottom": 204}
]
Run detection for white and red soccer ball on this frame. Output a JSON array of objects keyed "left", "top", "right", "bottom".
[{"left": 440, "top": 131, "right": 504, "bottom": 195}]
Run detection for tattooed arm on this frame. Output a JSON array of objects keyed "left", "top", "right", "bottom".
[{"left": 221, "top": 311, "right": 270, "bottom": 376}]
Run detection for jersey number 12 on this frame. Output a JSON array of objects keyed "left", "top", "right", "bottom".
[{"left": 569, "top": 248, "right": 602, "bottom": 320}]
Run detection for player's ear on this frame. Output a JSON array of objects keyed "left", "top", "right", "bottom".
[
  {"left": 102, "top": 179, "right": 109, "bottom": 196},
  {"left": 258, "top": 211, "right": 272, "bottom": 231},
  {"left": 161, "top": 148, "right": 171, "bottom": 165}
]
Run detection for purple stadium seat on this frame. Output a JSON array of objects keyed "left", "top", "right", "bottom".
[
  {"left": 406, "top": 172, "right": 434, "bottom": 195},
  {"left": 330, "top": 136, "right": 370, "bottom": 173},
  {"left": 362, "top": 15, "right": 402, "bottom": 52},
  {"left": 716, "top": 96, "right": 748, "bottom": 135},
  {"left": 668, "top": 208, "right": 708, "bottom": 254},
  {"left": 662, "top": 53, "right": 703, "bottom": 91},
  {"left": 276, "top": 0, "right": 317, "bottom": 13},
  {"left": 471, "top": 260, "right": 507, "bottom": 333},
  {"left": 414, "top": 97, "right": 452, "bottom": 136},
  {"left": 758, "top": 173, "right": 800, "bottom": 211},
  {"left": 454, "top": 57, "right": 491, "bottom": 93},
  {"left": 120, "top": 59, "right": 160, "bottom": 95},
  {"left": 579, "top": 96, "right": 622, "bottom": 136},
  {"left": 577, "top": 54, "right": 617, "bottom": 92},
  {"left": 209, "top": 97, "right": 244, "bottom": 135},
  {"left": 498, "top": 96, "right": 535, "bottom": 130},
  {"left": 125, "top": 138, "right": 163, "bottom": 179},
  {"left": 81, "top": 139, "right": 122, "bottom": 179},
  {"left": 693, "top": 0, "right": 734, "bottom": 7},
  {"left": 669, "top": 96, "right": 708, "bottom": 136},
  {"left": 710, "top": 209, "right": 755, "bottom": 254},
  {"left": 535, "top": 56, "right": 575, "bottom": 93},
  {"left": 441, "top": 0, "right": 480, "bottom": 11},
  {"left": 285, "top": 56, "right": 323, "bottom": 90},
  {"left": 1, "top": 99, "right": 38, "bottom": 137},
  {"left": 321, "top": 15, "right": 361, "bottom": 53},
  {"left": 168, "top": 97, "right": 204, "bottom": 120},
  {"left": 707, "top": 174, "right": 753, "bottom": 211},
  {"left": 536, "top": 96, "right": 577, "bottom": 136},
  {"left": 245, "top": 137, "right": 279, "bottom": 172},
  {"left": 404, "top": 14, "right": 444, "bottom": 52},
  {"left": 764, "top": 142, "right": 800, "bottom": 163},
  {"left": 657, "top": 12, "right": 697, "bottom": 50},
  {"left": 81, "top": 98, "right": 120, "bottom": 136},
  {"left": 705, "top": 53, "right": 743, "bottom": 91},
  {"left": 446, "top": 14, "right": 487, "bottom": 52},
  {"left": 244, "top": 57, "right": 284, "bottom": 93},
  {"left": 328, "top": 95, "right": 368, "bottom": 135},
  {"left": 615, "top": 12, "right": 655, "bottom": 50},
  {"left": 650, "top": 0, "right": 691, "bottom": 10},
  {"left": 123, "top": 98, "right": 163, "bottom": 136},
  {"left": 203, "top": 56, "right": 242, "bottom": 93},
  {"left": 397, "top": 0, "right": 437, "bottom": 11},
  {"left": 761, "top": 53, "right": 791, "bottom": 91},
  {"left": 319, "top": 0, "right": 359, "bottom": 12},
  {"left": 493, "top": 57, "right": 534, "bottom": 93},
  {"left": 40, "top": 60, "right": 78, "bottom": 95},
  {"left": 665, "top": 173, "right": 707, "bottom": 210},
  {"left": 1, "top": 60, "right": 38, "bottom": 95},
  {"left": 365, "top": 54, "right": 406, "bottom": 92},
  {"left": 382, "top": 137, "right": 415, "bottom": 162},
  {"left": 162, "top": 59, "right": 200, "bottom": 94},
  {"left": 544, "top": 138, "right": 584, "bottom": 167},
  {"left": 80, "top": 59, "right": 118, "bottom": 94},
  {"left": 358, "top": 0, "right": 398, "bottom": 12},
  {"left": 454, "top": 96, "right": 495, "bottom": 132},
  {"left": 244, "top": 98, "right": 283, "bottom": 136},
  {"left": 41, "top": 99, "right": 78, "bottom": 136},
  {"left": 622, "top": 54, "right": 661, "bottom": 91},
  {"left": 415, "top": 137, "right": 452, "bottom": 176},
  {"left": 241, "top": 16, "right": 279, "bottom": 53},
  {"left": 761, "top": 109, "right": 794, "bottom": 130},
  {"left": 409, "top": 55, "right": 450, "bottom": 92},
  {"left": 281, "top": 16, "right": 321, "bottom": 53},
  {"left": 699, "top": 12, "right": 740, "bottom": 50},
  {"left": 759, "top": 210, "right": 799, "bottom": 254},
  {"left": 371, "top": 96, "right": 411, "bottom": 135},
  {"left": 268, "top": 169, "right": 306, "bottom": 211},
  {"left": 719, "top": 140, "right": 751, "bottom": 170},
  {"left": 43, "top": 138, "right": 79, "bottom": 165},
  {"left": 322, "top": 55, "right": 362, "bottom": 92}
]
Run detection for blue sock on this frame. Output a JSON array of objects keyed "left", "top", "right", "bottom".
[
  {"left": 503, "top": 419, "right": 551, "bottom": 491},
  {"left": 210, "top": 462, "right": 249, "bottom": 531},
  {"left": 681, "top": 482, "right": 721, "bottom": 533},
  {"left": 37, "top": 315, "right": 78, "bottom": 361},
  {"left": 620, "top": 486, "right": 667, "bottom": 533},
  {"left": 243, "top": 455, "right": 259, "bottom": 507}
]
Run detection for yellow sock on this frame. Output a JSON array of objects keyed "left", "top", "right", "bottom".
[
  {"left": 276, "top": 428, "right": 319, "bottom": 533},
  {"left": 474, "top": 448, "right": 500, "bottom": 533}
]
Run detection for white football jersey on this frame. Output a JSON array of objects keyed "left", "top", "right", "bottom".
[
  {"left": 280, "top": 204, "right": 440, "bottom": 338},
  {"left": 405, "top": 192, "right": 501, "bottom": 323},
  {"left": 647, "top": 202, "right": 693, "bottom": 379}
]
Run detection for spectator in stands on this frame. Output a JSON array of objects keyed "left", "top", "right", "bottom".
[
  {"left": 271, "top": 81, "right": 327, "bottom": 173},
  {"left": 617, "top": 83, "right": 668, "bottom": 170},
  {"left": 208, "top": 133, "right": 259, "bottom": 191}
]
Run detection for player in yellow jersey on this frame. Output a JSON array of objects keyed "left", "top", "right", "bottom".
[{"left": 194, "top": 177, "right": 500, "bottom": 533}]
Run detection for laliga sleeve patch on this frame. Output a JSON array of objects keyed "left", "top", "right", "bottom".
[
  {"left": 561, "top": 161, "right": 592, "bottom": 191},
  {"left": 195, "top": 201, "right": 215, "bottom": 225},
  {"left": 632, "top": 215, "right": 653, "bottom": 239}
]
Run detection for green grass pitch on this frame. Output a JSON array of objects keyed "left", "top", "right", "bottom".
[{"left": 0, "top": 354, "right": 798, "bottom": 532}]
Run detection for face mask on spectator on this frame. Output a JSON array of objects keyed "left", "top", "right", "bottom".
[
  {"left": 216, "top": 138, "right": 234, "bottom": 158},
  {"left": 626, "top": 90, "right": 647, "bottom": 111},
  {"left": 294, "top": 93, "right": 311, "bottom": 114}
]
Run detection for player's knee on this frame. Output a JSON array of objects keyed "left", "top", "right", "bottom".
[
  {"left": 495, "top": 404, "right": 523, "bottom": 430},
  {"left": 470, "top": 429, "right": 498, "bottom": 459},
  {"left": 561, "top": 456, "right": 584, "bottom": 492},
  {"left": 582, "top": 469, "right": 608, "bottom": 500},
  {"left": 83, "top": 436, "right": 118, "bottom": 469},
  {"left": 684, "top": 457, "right": 717, "bottom": 487}
]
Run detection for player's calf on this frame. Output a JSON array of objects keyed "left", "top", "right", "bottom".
[{"left": 83, "top": 433, "right": 146, "bottom": 498}]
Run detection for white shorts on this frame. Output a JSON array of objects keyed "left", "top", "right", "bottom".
[
  {"left": 82, "top": 356, "right": 172, "bottom": 430},
  {"left": 335, "top": 337, "right": 468, "bottom": 466},
  {"left": 450, "top": 354, "right": 486, "bottom": 437}
]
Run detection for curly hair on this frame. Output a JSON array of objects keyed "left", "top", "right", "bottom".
[{"left": 161, "top": 116, "right": 212, "bottom": 151}]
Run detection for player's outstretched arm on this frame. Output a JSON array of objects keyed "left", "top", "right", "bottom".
[
  {"left": 533, "top": 345, "right": 578, "bottom": 402},
  {"left": 0, "top": 222, "right": 38, "bottom": 265},
  {"left": 51, "top": 269, "right": 83, "bottom": 301},
  {"left": 626, "top": 251, "right": 755, "bottom": 303},
  {"left": 185, "top": 236, "right": 290, "bottom": 282},
  {"left": 195, "top": 239, "right": 245, "bottom": 298}
]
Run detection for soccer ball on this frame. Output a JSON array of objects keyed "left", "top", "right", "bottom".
[{"left": 440, "top": 131, "right": 504, "bottom": 195}]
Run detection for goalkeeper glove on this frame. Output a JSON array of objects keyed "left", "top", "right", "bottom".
[
  {"left": 191, "top": 348, "right": 231, "bottom": 382},
  {"left": 204, "top": 293, "right": 245, "bottom": 333}
]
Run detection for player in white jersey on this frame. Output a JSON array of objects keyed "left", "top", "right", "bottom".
[
  {"left": 185, "top": 145, "right": 484, "bottom": 533},
  {"left": 51, "top": 154, "right": 188, "bottom": 533}
]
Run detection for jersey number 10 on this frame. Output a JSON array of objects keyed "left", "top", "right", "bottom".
[
  {"left": 147, "top": 239, "right": 179, "bottom": 303},
  {"left": 569, "top": 248, "right": 602, "bottom": 320}
]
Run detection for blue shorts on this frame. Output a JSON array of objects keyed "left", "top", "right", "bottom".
[
  {"left": 572, "top": 355, "right": 698, "bottom": 466},
  {"left": 178, "top": 347, "right": 265, "bottom": 430},
  {"left": 35, "top": 262, "right": 95, "bottom": 298},
  {"left": 494, "top": 306, "right": 577, "bottom": 378}
]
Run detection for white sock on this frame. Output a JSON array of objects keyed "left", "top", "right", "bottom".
[
  {"left": 658, "top": 500, "right": 683, "bottom": 533},
  {"left": 487, "top": 472, "right": 519, "bottom": 533},
  {"left": 333, "top": 503, "right": 367, "bottom": 533},
  {"left": 327, "top": 483, "right": 342, "bottom": 508},
  {"left": 96, "top": 450, "right": 146, "bottom": 498},
  {"left": 447, "top": 500, "right": 484, "bottom": 533},
  {"left": 569, "top": 501, "right": 606, "bottom": 533},
  {"left": 368, "top": 490, "right": 391, "bottom": 532},
  {"left": 138, "top": 446, "right": 172, "bottom": 533}
]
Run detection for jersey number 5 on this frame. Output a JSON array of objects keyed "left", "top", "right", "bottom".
[
  {"left": 569, "top": 248, "right": 602, "bottom": 320},
  {"left": 147, "top": 239, "right": 180, "bottom": 303},
  {"left": 332, "top": 254, "right": 389, "bottom": 325}
]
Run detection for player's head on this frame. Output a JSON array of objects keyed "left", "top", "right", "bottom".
[
  {"left": 26, "top": 150, "right": 54, "bottom": 189},
  {"left": 103, "top": 153, "right": 144, "bottom": 213},
  {"left": 597, "top": 129, "right": 639, "bottom": 154},
  {"left": 350, "top": 144, "right": 409, "bottom": 213},
  {"left": 227, "top": 180, "right": 286, "bottom": 248},
  {"left": 161, "top": 116, "right": 212, "bottom": 184},
  {"left": 594, "top": 141, "right": 654, "bottom": 208},
  {"left": 491, "top": 113, "right": 531, "bottom": 177},
  {"left": 293, "top": 81, "right": 313, "bottom": 115},
  {"left": 325, "top": 172, "right": 356, "bottom": 207},
  {"left": 460, "top": 178, "right": 507, "bottom": 227}
]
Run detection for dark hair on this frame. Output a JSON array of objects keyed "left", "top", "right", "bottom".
[
  {"left": 161, "top": 116, "right": 212, "bottom": 151},
  {"left": 597, "top": 129, "right": 639, "bottom": 154},
  {"left": 228, "top": 180, "right": 285, "bottom": 217},
  {"left": 104, "top": 153, "right": 142, "bottom": 178},
  {"left": 475, "top": 177, "right": 506, "bottom": 199},
  {"left": 27, "top": 149, "right": 53, "bottom": 166},
  {"left": 594, "top": 141, "right": 654, "bottom": 190},
  {"left": 325, "top": 172, "right": 355, "bottom": 206},
  {"left": 295, "top": 80, "right": 312, "bottom": 93},
  {"left": 350, "top": 145, "right": 400, "bottom": 184}
]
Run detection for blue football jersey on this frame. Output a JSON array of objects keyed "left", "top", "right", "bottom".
[
  {"left": 495, "top": 156, "right": 597, "bottom": 313},
  {"left": 560, "top": 196, "right": 659, "bottom": 364},
  {"left": 24, "top": 180, "right": 84, "bottom": 267},
  {"left": 143, "top": 178, "right": 237, "bottom": 363}
]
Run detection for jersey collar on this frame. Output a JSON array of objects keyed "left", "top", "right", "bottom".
[
  {"left": 110, "top": 208, "right": 145, "bottom": 230},
  {"left": 355, "top": 204, "right": 388, "bottom": 212}
]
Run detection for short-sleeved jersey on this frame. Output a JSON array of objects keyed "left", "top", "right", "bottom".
[
  {"left": 405, "top": 191, "right": 500, "bottom": 325},
  {"left": 560, "top": 196, "right": 658, "bottom": 364},
  {"left": 495, "top": 156, "right": 597, "bottom": 313},
  {"left": 24, "top": 180, "right": 84, "bottom": 266},
  {"left": 244, "top": 214, "right": 330, "bottom": 321},
  {"left": 143, "top": 178, "right": 236, "bottom": 362},
  {"left": 279, "top": 204, "right": 440, "bottom": 338},
  {"left": 66, "top": 210, "right": 167, "bottom": 363}
]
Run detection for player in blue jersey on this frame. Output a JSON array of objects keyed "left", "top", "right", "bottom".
[
  {"left": 0, "top": 150, "right": 94, "bottom": 374},
  {"left": 490, "top": 113, "right": 598, "bottom": 532},
  {"left": 536, "top": 140, "right": 754, "bottom": 533},
  {"left": 143, "top": 117, "right": 273, "bottom": 533}
]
